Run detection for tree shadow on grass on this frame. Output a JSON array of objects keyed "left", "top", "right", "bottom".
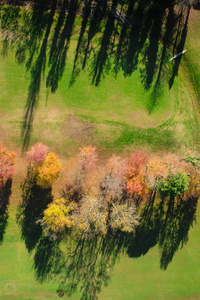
[
  {"left": 127, "top": 191, "right": 199, "bottom": 270},
  {"left": 169, "top": 7, "right": 190, "bottom": 89},
  {"left": 16, "top": 167, "right": 53, "bottom": 252},
  {"left": 33, "top": 188, "right": 198, "bottom": 300},
  {"left": 159, "top": 191, "right": 198, "bottom": 269},
  {"left": 33, "top": 230, "right": 127, "bottom": 299},
  {"left": 0, "top": 1, "right": 190, "bottom": 147},
  {"left": 21, "top": 3, "right": 57, "bottom": 151},
  {"left": 0, "top": 179, "right": 12, "bottom": 245},
  {"left": 15, "top": 170, "right": 199, "bottom": 298}
]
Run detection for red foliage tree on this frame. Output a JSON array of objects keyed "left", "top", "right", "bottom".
[
  {"left": 26, "top": 142, "right": 49, "bottom": 164},
  {"left": 126, "top": 151, "right": 149, "bottom": 201}
]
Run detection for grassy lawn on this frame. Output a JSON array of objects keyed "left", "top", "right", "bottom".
[
  {"left": 184, "top": 7, "right": 200, "bottom": 100},
  {"left": 0, "top": 4, "right": 199, "bottom": 157},
  {"left": 0, "top": 200, "right": 200, "bottom": 300},
  {"left": 0, "top": 206, "right": 62, "bottom": 300}
]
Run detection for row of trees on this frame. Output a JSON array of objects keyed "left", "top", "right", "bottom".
[
  {"left": 18, "top": 142, "right": 199, "bottom": 241},
  {"left": 1, "top": 141, "right": 200, "bottom": 243},
  {"left": 0, "top": 141, "right": 199, "bottom": 241}
]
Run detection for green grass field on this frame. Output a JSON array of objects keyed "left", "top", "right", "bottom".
[
  {"left": 0, "top": 2, "right": 200, "bottom": 300},
  {"left": 0, "top": 4, "right": 199, "bottom": 157},
  {"left": 0, "top": 201, "right": 200, "bottom": 300}
]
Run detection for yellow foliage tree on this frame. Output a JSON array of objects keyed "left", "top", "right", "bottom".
[
  {"left": 34, "top": 152, "right": 61, "bottom": 188},
  {"left": 0, "top": 143, "right": 17, "bottom": 189},
  {"left": 41, "top": 198, "right": 77, "bottom": 240}
]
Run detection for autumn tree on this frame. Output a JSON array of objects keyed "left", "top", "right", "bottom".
[
  {"left": 26, "top": 143, "right": 61, "bottom": 188},
  {"left": 41, "top": 198, "right": 78, "bottom": 240},
  {"left": 26, "top": 142, "right": 49, "bottom": 164},
  {"left": 62, "top": 145, "right": 98, "bottom": 202},
  {"left": 73, "top": 195, "right": 108, "bottom": 238},
  {"left": 146, "top": 155, "right": 168, "bottom": 188},
  {"left": 100, "top": 154, "right": 128, "bottom": 203},
  {"left": 109, "top": 202, "right": 140, "bottom": 233},
  {"left": 126, "top": 151, "right": 149, "bottom": 203},
  {"left": 41, "top": 151, "right": 140, "bottom": 240},
  {"left": 34, "top": 153, "right": 62, "bottom": 188},
  {"left": 162, "top": 153, "right": 188, "bottom": 175},
  {"left": 0, "top": 143, "right": 17, "bottom": 190}
]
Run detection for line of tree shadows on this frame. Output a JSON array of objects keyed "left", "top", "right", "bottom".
[
  {"left": 16, "top": 170, "right": 199, "bottom": 299},
  {"left": 126, "top": 190, "right": 199, "bottom": 270},
  {"left": 0, "top": 0, "right": 191, "bottom": 149},
  {"left": 0, "top": 179, "right": 12, "bottom": 245}
]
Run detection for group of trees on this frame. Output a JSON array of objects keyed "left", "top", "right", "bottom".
[
  {"left": 1, "top": 141, "right": 199, "bottom": 243},
  {"left": 1, "top": 141, "right": 200, "bottom": 299},
  {"left": 18, "top": 143, "right": 199, "bottom": 242},
  {"left": 26, "top": 142, "right": 61, "bottom": 188}
]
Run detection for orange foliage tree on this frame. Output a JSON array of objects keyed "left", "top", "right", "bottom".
[
  {"left": 0, "top": 143, "right": 17, "bottom": 190},
  {"left": 126, "top": 151, "right": 149, "bottom": 202}
]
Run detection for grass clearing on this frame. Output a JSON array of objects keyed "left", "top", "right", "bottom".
[
  {"left": 0, "top": 5, "right": 200, "bottom": 156},
  {"left": 0, "top": 34, "right": 199, "bottom": 157}
]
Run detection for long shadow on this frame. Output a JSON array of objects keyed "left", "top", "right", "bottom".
[
  {"left": 0, "top": 0, "right": 190, "bottom": 149},
  {"left": 112, "top": 1, "right": 135, "bottom": 76},
  {"left": 46, "top": 0, "right": 79, "bottom": 93},
  {"left": 69, "top": 0, "right": 93, "bottom": 87},
  {"left": 127, "top": 190, "right": 199, "bottom": 270},
  {"left": 22, "top": 3, "right": 57, "bottom": 150},
  {"left": 0, "top": 179, "right": 12, "bottom": 245},
  {"left": 69, "top": 0, "right": 109, "bottom": 86},
  {"left": 169, "top": 7, "right": 190, "bottom": 89},
  {"left": 140, "top": 5, "right": 166, "bottom": 90},
  {"left": 126, "top": 192, "right": 161, "bottom": 258},
  {"left": 147, "top": 6, "right": 176, "bottom": 113},
  {"left": 34, "top": 230, "right": 127, "bottom": 299},
  {"left": 90, "top": 0, "right": 116, "bottom": 86},
  {"left": 16, "top": 167, "right": 53, "bottom": 252},
  {"left": 33, "top": 187, "right": 198, "bottom": 299},
  {"left": 159, "top": 191, "right": 198, "bottom": 269}
]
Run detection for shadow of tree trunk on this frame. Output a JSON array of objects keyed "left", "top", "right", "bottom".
[
  {"left": 0, "top": 179, "right": 12, "bottom": 245},
  {"left": 16, "top": 166, "right": 53, "bottom": 252}
]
